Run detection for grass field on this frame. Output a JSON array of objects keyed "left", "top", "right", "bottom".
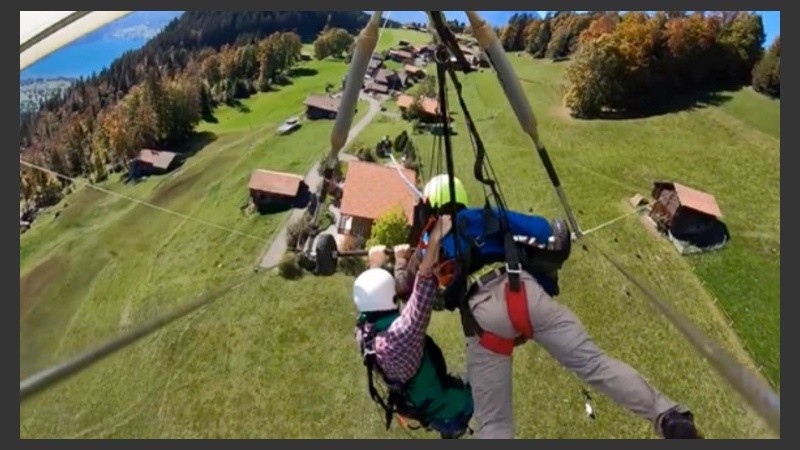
[
  {"left": 301, "top": 26, "right": 432, "bottom": 59},
  {"left": 20, "top": 55, "right": 779, "bottom": 439}
]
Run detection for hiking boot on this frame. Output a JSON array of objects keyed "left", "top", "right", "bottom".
[{"left": 659, "top": 409, "right": 703, "bottom": 439}]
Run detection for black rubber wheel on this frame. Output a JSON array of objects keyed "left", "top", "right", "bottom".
[{"left": 315, "top": 233, "right": 338, "bottom": 276}]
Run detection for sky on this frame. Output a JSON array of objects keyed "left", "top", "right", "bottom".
[{"left": 21, "top": 10, "right": 780, "bottom": 80}]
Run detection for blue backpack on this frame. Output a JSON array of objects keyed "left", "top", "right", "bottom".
[{"left": 431, "top": 206, "right": 571, "bottom": 303}]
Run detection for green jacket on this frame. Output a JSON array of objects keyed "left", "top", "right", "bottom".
[{"left": 366, "top": 312, "right": 473, "bottom": 424}]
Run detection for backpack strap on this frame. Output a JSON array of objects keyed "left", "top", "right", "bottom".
[{"left": 360, "top": 326, "right": 394, "bottom": 430}]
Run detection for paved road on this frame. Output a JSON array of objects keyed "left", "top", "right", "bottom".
[{"left": 258, "top": 93, "right": 381, "bottom": 269}]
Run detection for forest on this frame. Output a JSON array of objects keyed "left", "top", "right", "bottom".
[
  {"left": 19, "top": 11, "right": 402, "bottom": 210},
  {"left": 19, "top": 11, "right": 779, "bottom": 210}
]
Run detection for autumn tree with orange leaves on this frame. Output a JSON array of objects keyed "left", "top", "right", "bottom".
[{"left": 565, "top": 11, "right": 766, "bottom": 117}]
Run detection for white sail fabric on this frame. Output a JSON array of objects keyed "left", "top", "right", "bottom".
[{"left": 20, "top": 11, "right": 132, "bottom": 70}]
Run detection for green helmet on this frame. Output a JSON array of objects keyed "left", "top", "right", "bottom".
[{"left": 423, "top": 174, "right": 469, "bottom": 210}]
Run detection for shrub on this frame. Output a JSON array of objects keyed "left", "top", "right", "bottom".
[{"left": 278, "top": 253, "right": 304, "bottom": 280}]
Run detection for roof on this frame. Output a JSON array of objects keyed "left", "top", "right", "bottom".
[
  {"left": 365, "top": 81, "right": 389, "bottom": 94},
  {"left": 420, "top": 97, "right": 439, "bottom": 116},
  {"left": 248, "top": 169, "right": 304, "bottom": 196},
  {"left": 397, "top": 71, "right": 409, "bottom": 85},
  {"left": 303, "top": 94, "right": 340, "bottom": 113},
  {"left": 340, "top": 161, "right": 417, "bottom": 224},
  {"left": 404, "top": 64, "right": 423, "bottom": 74},
  {"left": 654, "top": 181, "right": 723, "bottom": 218},
  {"left": 368, "top": 59, "right": 383, "bottom": 70},
  {"left": 396, "top": 94, "right": 414, "bottom": 109},
  {"left": 137, "top": 149, "right": 177, "bottom": 169},
  {"left": 374, "top": 69, "right": 396, "bottom": 85},
  {"left": 395, "top": 95, "right": 438, "bottom": 116},
  {"left": 389, "top": 49, "right": 414, "bottom": 59}
]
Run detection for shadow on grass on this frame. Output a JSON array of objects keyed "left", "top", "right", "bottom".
[
  {"left": 577, "top": 89, "right": 736, "bottom": 121},
  {"left": 175, "top": 131, "right": 218, "bottom": 160},
  {"left": 289, "top": 67, "right": 319, "bottom": 78}
]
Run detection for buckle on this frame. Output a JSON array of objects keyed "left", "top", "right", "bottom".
[
  {"left": 476, "top": 267, "right": 504, "bottom": 289},
  {"left": 505, "top": 263, "right": 522, "bottom": 275}
]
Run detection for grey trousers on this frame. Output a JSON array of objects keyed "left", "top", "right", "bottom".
[{"left": 465, "top": 271, "right": 680, "bottom": 439}]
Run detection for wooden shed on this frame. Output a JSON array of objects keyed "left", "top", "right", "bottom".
[
  {"left": 248, "top": 169, "right": 309, "bottom": 212},
  {"left": 649, "top": 181, "right": 730, "bottom": 252}
]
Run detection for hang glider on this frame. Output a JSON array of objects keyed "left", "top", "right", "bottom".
[{"left": 20, "top": 11, "right": 133, "bottom": 70}]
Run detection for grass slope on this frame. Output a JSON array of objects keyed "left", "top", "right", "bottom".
[
  {"left": 20, "top": 58, "right": 362, "bottom": 378},
  {"left": 20, "top": 56, "right": 778, "bottom": 439}
]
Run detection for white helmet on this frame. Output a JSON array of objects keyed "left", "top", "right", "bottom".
[{"left": 353, "top": 268, "right": 397, "bottom": 312}]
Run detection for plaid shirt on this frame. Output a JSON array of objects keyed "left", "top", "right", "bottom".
[{"left": 356, "top": 273, "right": 438, "bottom": 383}]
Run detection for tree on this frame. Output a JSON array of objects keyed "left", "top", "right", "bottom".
[
  {"left": 580, "top": 13, "right": 618, "bottom": 44},
  {"left": 564, "top": 35, "right": 626, "bottom": 117},
  {"left": 717, "top": 11, "right": 766, "bottom": 83},
  {"left": 314, "top": 27, "right": 354, "bottom": 60},
  {"left": 366, "top": 206, "right": 410, "bottom": 248},
  {"left": 413, "top": 75, "right": 437, "bottom": 98},
  {"left": 752, "top": 35, "right": 780, "bottom": 98},
  {"left": 531, "top": 19, "right": 552, "bottom": 58}
]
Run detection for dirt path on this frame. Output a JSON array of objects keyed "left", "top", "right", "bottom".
[{"left": 258, "top": 93, "right": 382, "bottom": 269}]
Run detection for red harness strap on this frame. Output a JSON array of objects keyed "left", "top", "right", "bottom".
[{"left": 478, "top": 281, "right": 534, "bottom": 356}]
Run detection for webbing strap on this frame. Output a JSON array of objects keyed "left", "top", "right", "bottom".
[{"left": 477, "top": 280, "right": 534, "bottom": 356}]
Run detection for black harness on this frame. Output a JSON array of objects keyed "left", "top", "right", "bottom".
[{"left": 358, "top": 313, "right": 472, "bottom": 439}]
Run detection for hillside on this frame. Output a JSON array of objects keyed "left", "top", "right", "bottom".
[
  {"left": 20, "top": 44, "right": 779, "bottom": 438},
  {"left": 20, "top": 10, "right": 778, "bottom": 439}
]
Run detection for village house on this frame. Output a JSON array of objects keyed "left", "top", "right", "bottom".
[
  {"left": 129, "top": 149, "right": 179, "bottom": 178},
  {"left": 387, "top": 49, "right": 415, "bottom": 63},
  {"left": 367, "top": 54, "right": 385, "bottom": 76},
  {"left": 396, "top": 94, "right": 440, "bottom": 122},
  {"left": 649, "top": 181, "right": 730, "bottom": 252},
  {"left": 416, "top": 44, "right": 436, "bottom": 60},
  {"left": 364, "top": 80, "right": 390, "bottom": 95},
  {"left": 248, "top": 169, "right": 309, "bottom": 212},
  {"left": 337, "top": 161, "right": 417, "bottom": 243},
  {"left": 304, "top": 94, "right": 341, "bottom": 120},
  {"left": 404, "top": 64, "right": 426, "bottom": 80},
  {"left": 373, "top": 69, "right": 404, "bottom": 91}
]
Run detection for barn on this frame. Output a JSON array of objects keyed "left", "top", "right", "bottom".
[
  {"left": 129, "top": 149, "right": 179, "bottom": 178},
  {"left": 248, "top": 169, "right": 309, "bottom": 213},
  {"left": 304, "top": 95, "right": 341, "bottom": 120},
  {"left": 338, "top": 161, "right": 417, "bottom": 244},
  {"left": 364, "top": 81, "right": 390, "bottom": 95},
  {"left": 649, "top": 181, "right": 730, "bottom": 253},
  {"left": 374, "top": 69, "right": 404, "bottom": 92},
  {"left": 388, "top": 49, "right": 414, "bottom": 63},
  {"left": 404, "top": 64, "right": 426, "bottom": 80}
]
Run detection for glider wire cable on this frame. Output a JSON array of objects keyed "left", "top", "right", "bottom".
[
  {"left": 426, "top": 27, "right": 780, "bottom": 436},
  {"left": 20, "top": 15, "right": 780, "bottom": 438},
  {"left": 20, "top": 10, "right": 406, "bottom": 403}
]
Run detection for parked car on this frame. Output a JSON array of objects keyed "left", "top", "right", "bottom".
[{"left": 277, "top": 117, "right": 301, "bottom": 135}]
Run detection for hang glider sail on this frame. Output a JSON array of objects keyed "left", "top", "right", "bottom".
[{"left": 20, "top": 11, "right": 132, "bottom": 70}]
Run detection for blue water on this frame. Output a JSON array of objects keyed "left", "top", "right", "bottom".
[
  {"left": 21, "top": 38, "right": 149, "bottom": 80},
  {"left": 20, "top": 11, "right": 183, "bottom": 81}
]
